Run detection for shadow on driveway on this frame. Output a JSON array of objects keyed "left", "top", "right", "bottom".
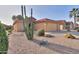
[{"left": 31, "top": 39, "right": 79, "bottom": 54}]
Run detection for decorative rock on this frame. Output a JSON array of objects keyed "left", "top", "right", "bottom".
[{"left": 39, "top": 40, "right": 48, "bottom": 46}]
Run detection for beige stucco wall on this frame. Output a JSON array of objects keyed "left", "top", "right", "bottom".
[
  {"left": 46, "top": 22, "right": 57, "bottom": 31},
  {"left": 13, "top": 23, "right": 17, "bottom": 32},
  {"left": 13, "top": 20, "right": 65, "bottom": 32},
  {"left": 17, "top": 22, "right": 24, "bottom": 32},
  {"left": 35, "top": 22, "right": 61, "bottom": 31},
  {"left": 13, "top": 20, "right": 24, "bottom": 32},
  {"left": 35, "top": 22, "right": 65, "bottom": 31},
  {"left": 34, "top": 22, "right": 45, "bottom": 30}
]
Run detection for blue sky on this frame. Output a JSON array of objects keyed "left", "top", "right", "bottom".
[
  {"left": 0, "top": 5, "right": 79, "bottom": 25},
  {"left": 26, "top": 5, "right": 79, "bottom": 21}
]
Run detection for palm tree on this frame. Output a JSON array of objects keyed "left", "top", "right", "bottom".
[{"left": 69, "top": 8, "right": 79, "bottom": 29}]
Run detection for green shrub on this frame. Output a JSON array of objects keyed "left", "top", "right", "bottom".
[
  {"left": 77, "top": 29, "right": 79, "bottom": 32},
  {"left": 7, "top": 29, "right": 12, "bottom": 35},
  {"left": 0, "top": 22, "right": 8, "bottom": 54},
  {"left": 74, "top": 27, "right": 79, "bottom": 32},
  {"left": 74, "top": 27, "right": 79, "bottom": 30},
  {"left": 37, "top": 29, "right": 45, "bottom": 36},
  {"left": 64, "top": 33, "right": 76, "bottom": 39}
]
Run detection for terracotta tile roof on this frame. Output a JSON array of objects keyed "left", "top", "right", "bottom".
[
  {"left": 56, "top": 20, "right": 66, "bottom": 24},
  {"left": 35, "top": 18, "right": 65, "bottom": 24},
  {"left": 35, "top": 18, "right": 56, "bottom": 23},
  {"left": 28, "top": 17, "right": 36, "bottom": 22},
  {"left": 13, "top": 17, "right": 66, "bottom": 25}
]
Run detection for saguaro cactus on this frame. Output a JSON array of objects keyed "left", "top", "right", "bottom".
[
  {"left": 0, "top": 22, "right": 8, "bottom": 54},
  {"left": 21, "top": 5, "right": 34, "bottom": 40},
  {"left": 25, "top": 8, "right": 34, "bottom": 40}
]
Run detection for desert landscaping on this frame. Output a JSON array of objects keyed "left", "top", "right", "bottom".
[
  {"left": 7, "top": 31, "right": 79, "bottom": 54},
  {"left": 1, "top": 5, "right": 79, "bottom": 54}
]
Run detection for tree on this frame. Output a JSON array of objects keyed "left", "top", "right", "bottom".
[
  {"left": 12, "top": 15, "right": 16, "bottom": 20},
  {"left": 16, "top": 15, "right": 24, "bottom": 20},
  {"left": 69, "top": 8, "right": 79, "bottom": 29}
]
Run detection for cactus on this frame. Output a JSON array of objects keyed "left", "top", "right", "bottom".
[
  {"left": 21, "top": 5, "right": 34, "bottom": 40},
  {"left": 24, "top": 17, "right": 34, "bottom": 40},
  {"left": 0, "top": 22, "right": 8, "bottom": 54}
]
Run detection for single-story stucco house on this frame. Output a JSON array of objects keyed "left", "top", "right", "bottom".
[
  {"left": 34, "top": 18, "right": 66, "bottom": 31},
  {"left": 13, "top": 16, "right": 73, "bottom": 32}
]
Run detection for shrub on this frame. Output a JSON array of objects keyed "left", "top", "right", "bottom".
[
  {"left": 37, "top": 29, "right": 45, "bottom": 36},
  {"left": 77, "top": 29, "right": 79, "bottom": 32},
  {"left": 74, "top": 27, "right": 79, "bottom": 30},
  {"left": 76, "top": 28, "right": 79, "bottom": 32},
  {"left": 64, "top": 33, "right": 76, "bottom": 39},
  {"left": 74, "top": 27, "right": 79, "bottom": 32},
  {"left": 0, "top": 22, "right": 8, "bottom": 54},
  {"left": 7, "top": 29, "right": 12, "bottom": 35}
]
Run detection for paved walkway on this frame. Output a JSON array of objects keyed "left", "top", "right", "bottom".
[{"left": 8, "top": 32, "right": 79, "bottom": 54}]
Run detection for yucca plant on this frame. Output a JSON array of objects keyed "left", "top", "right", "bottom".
[{"left": 0, "top": 22, "right": 8, "bottom": 54}]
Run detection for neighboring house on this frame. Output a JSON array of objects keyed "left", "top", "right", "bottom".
[
  {"left": 35, "top": 18, "right": 66, "bottom": 31},
  {"left": 65, "top": 22, "right": 74, "bottom": 30},
  {"left": 69, "top": 22, "right": 74, "bottom": 30},
  {"left": 76, "top": 23, "right": 79, "bottom": 27}
]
